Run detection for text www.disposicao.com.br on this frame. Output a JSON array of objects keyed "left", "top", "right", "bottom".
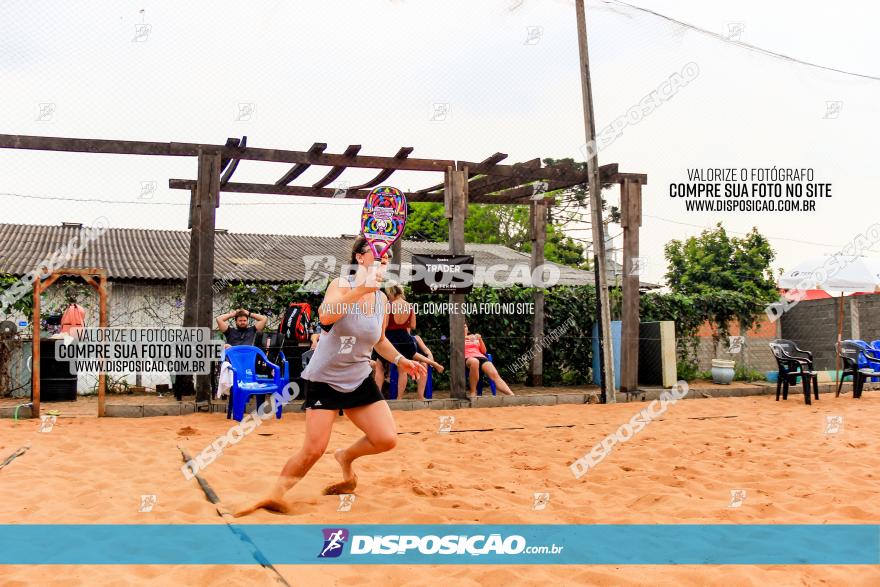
[{"left": 684, "top": 199, "right": 816, "bottom": 212}]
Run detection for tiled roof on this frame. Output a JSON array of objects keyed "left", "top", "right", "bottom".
[{"left": 0, "top": 223, "right": 656, "bottom": 288}]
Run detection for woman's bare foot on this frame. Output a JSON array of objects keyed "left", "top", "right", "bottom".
[
  {"left": 233, "top": 497, "right": 294, "bottom": 517},
  {"left": 322, "top": 449, "right": 358, "bottom": 495}
]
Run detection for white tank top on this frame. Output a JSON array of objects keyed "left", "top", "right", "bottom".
[{"left": 301, "top": 281, "right": 384, "bottom": 393}]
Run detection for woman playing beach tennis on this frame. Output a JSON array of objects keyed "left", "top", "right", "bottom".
[{"left": 236, "top": 235, "right": 426, "bottom": 516}]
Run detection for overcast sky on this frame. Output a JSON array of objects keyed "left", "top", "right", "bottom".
[{"left": 1, "top": 0, "right": 877, "bottom": 285}]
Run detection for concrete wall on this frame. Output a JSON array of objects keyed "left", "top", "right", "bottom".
[
  {"left": 692, "top": 317, "right": 778, "bottom": 373},
  {"left": 780, "top": 293, "right": 879, "bottom": 370}
]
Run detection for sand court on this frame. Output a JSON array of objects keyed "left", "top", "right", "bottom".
[{"left": 1, "top": 394, "right": 879, "bottom": 585}]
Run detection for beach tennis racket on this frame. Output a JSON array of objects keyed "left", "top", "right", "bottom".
[{"left": 360, "top": 185, "right": 408, "bottom": 259}]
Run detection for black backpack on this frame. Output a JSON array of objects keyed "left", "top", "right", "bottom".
[{"left": 278, "top": 302, "right": 313, "bottom": 344}]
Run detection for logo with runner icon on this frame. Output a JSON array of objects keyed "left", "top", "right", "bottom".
[{"left": 318, "top": 528, "right": 349, "bottom": 558}]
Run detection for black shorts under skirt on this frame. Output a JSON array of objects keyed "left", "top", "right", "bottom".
[
  {"left": 467, "top": 356, "right": 489, "bottom": 371},
  {"left": 303, "top": 375, "right": 384, "bottom": 414}
]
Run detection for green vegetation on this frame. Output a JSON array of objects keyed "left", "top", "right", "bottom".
[{"left": 643, "top": 223, "right": 778, "bottom": 374}]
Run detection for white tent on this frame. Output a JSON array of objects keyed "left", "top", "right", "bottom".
[{"left": 778, "top": 256, "right": 880, "bottom": 296}]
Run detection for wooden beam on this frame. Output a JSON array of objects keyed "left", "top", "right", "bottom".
[
  {"left": 417, "top": 152, "right": 507, "bottom": 194},
  {"left": 0, "top": 134, "right": 641, "bottom": 184},
  {"left": 38, "top": 271, "right": 64, "bottom": 292},
  {"left": 528, "top": 199, "right": 547, "bottom": 387},
  {"left": 167, "top": 179, "right": 550, "bottom": 205},
  {"left": 457, "top": 160, "right": 585, "bottom": 184},
  {"left": 348, "top": 147, "right": 414, "bottom": 189},
  {"left": 312, "top": 144, "right": 361, "bottom": 188},
  {"left": 219, "top": 137, "right": 242, "bottom": 174},
  {"left": 220, "top": 136, "right": 246, "bottom": 187},
  {"left": 607, "top": 172, "right": 648, "bottom": 185},
  {"left": 482, "top": 181, "right": 571, "bottom": 203},
  {"left": 0, "top": 134, "right": 454, "bottom": 171},
  {"left": 475, "top": 164, "right": 627, "bottom": 202},
  {"left": 447, "top": 166, "right": 468, "bottom": 399},
  {"left": 472, "top": 152, "right": 508, "bottom": 167},
  {"left": 275, "top": 142, "right": 327, "bottom": 185},
  {"left": 620, "top": 179, "right": 642, "bottom": 396},
  {"left": 0, "top": 134, "right": 210, "bottom": 157},
  {"left": 467, "top": 158, "right": 542, "bottom": 196},
  {"left": 459, "top": 160, "right": 632, "bottom": 186},
  {"left": 0, "top": 133, "right": 638, "bottom": 184}
]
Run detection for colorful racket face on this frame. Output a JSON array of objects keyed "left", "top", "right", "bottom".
[{"left": 360, "top": 185, "right": 407, "bottom": 259}]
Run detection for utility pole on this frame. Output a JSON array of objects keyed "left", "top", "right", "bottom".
[{"left": 576, "top": 0, "right": 616, "bottom": 403}]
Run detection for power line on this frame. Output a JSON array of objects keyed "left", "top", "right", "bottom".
[{"left": 604, "top": 0, "right": 880, "bottom": 81}]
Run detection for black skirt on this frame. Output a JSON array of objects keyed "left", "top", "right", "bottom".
[
  {"left": 385, "top": 329, "right": 418, "bottom": 360},
  {"left": 303, "top": 374, "right": 384, "bottom": 413}
]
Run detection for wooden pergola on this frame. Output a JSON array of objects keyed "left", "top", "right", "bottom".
[
  {"left": 31, "top": 267, "right": 108, "bottom": 418},
  {"left": 0, "top": 134, "right": 646, "bottom": 404}
]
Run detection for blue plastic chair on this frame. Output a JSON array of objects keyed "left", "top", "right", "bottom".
[
  {"left": 224, "top": 346, "right": 289, "bottom": 422},
  {"left": 389, "top": 364, "right": 433, "bottom": 399},
  {"left": 467, "top": 353, "right": 497, "bottom": 396},
  {"left": 849, "top": 340, "right": 880, "bottom": 383},
  {"left": 871, "top": 341, "right": 880, "bottom": 382}
]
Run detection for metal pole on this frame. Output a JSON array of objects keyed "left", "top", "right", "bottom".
[{"left": 576, "top": 0, "right": 616, "bottom": 402}]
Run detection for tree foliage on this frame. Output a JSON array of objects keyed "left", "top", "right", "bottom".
[
  {"left": 664, "top": 223, "right": 777, "bottom": 304},
  {"left": 643, "top": 223, "right": 779, "bottom": 374}
]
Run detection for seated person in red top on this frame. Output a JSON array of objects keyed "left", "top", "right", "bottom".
[
  {"left": 464, "top": 322, "right": 514, "bottom": 397},
  {"left": 378, "top": 285, "right": 445, "bottom": 398}
]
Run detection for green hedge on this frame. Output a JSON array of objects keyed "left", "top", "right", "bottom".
[
  {"left": 227, "top": 282, "right": 597, "bottom": 389},
  {"left": 407, "top": 285, "right": 596, "bottom": 388}
]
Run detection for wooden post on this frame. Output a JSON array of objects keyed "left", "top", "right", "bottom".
[
  {"left": 31, "top": 280, "right": 41, "bottom": 418},
  {"left": 575, "top": 0, "right": 616, "bottom": 402},
  {"left": 527, "top": 199, "right": 547, "bottom": 387},
  {"left": 177, "top": 187, "right": 201, "bottom": 400},
  {"left": 446, "top": 166, "right": 468, "bottom": 399},
  {"left": 620, "top": 179, "right": 642, "bottom": 395},
  {"left": 97, "top": 273, "right": 108, "bottom": 417},
  {"left": 194, "top": 150, "right": 221, "bottom": 403}
]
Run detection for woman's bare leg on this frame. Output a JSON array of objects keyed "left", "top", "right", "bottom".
[
  {"left": 416, "top": 370, "right": 427, "bottom": 400},
  {"left": 396, "top": 369, "right": 408, "bottom": 397},
  {"left": 413, "top": 352, "right": 444, "bottom": 374},
  {"left": 325, "top": 401, "right": 398, "bottom": 494},
  {"left": 482, "top": 361, "right": 514, "bottom": 395},
  {"left": 373, "top": 360, "right": 385, "bottom": 390},
  {"left": 234, "top": 408, "right": 337, "bottom": 517},
  {"left": 466, "top": 357, "right": 480, "bottom": 397}
]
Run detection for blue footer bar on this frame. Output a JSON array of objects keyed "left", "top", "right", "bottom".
[{"left": 0, "top": 525, "right": 877, "bottom": 565}]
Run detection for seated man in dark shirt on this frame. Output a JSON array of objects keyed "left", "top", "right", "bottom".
[{"left": 216, "top": 308, "right": 268, "bottom": 347}]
